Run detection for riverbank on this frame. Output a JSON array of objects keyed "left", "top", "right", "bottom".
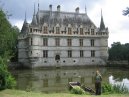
[
  {"left": 0, "top": 89, "right": 129, "bottom": 97},
  {"left": 107, "top": 60, "right": 129, "bottom": 68}
]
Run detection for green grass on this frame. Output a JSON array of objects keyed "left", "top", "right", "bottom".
[{"left": 0, "top": 89, "right": 129, "bottom": 97}]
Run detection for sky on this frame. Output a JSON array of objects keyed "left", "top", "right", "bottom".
[{"left": 0, "top": 0, "right": 129, "bottom": 47}]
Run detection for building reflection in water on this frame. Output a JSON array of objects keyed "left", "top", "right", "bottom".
[{"left": 13, "top": 67, "right": 108, "bottom": 93}]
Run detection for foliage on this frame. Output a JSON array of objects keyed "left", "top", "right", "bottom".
[
  {"left": 0, "top": 9, "right": 17, "bottom": 90},
  {"left": 113, "top": 84, "right": 128, "bottom": 94},
  {"left": 0, "top": 56, "right": 16, "bottom": 90},
  {"left": 123, "top": 7, "right": 129, "bottom": 16},
  {"left": 108, "top": 42, "right": 129, "bottom": 62},
  {"left": 70, "top": 86, "right": 86, "bottom": 94},
  {"left": 0, "top": 9, "right": 19, "bottom": 61},
  {"left": 102, "top": 83, "right": 129, "bottom": 94},
  {"left": 102, "top": 83, "right": 114, "bottom": 94}
]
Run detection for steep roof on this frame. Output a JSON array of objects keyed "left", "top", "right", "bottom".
[{"left": 36, "top": 10, "right": 96, "bottom": 27}]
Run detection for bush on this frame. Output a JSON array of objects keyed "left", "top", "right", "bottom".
[
  {"left": 0, "top": 56, "right": 16, "bottom": 90},
  {"left": 102, "top": 83, "right": 129, "bottom": 94},
  {"left": 71, "top": 86, "right": 85, "bottom": 94},
  {"left": 102, "top": 83, "right": 114, "bottom": 94},
  {"left": 113, "top": 84, "right": 128, "bottom": 94}
]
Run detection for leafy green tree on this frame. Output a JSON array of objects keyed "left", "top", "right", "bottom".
[
  {"left": 109, "top": 42, "right": 129, "bottom": 64},
  {"left": 0, "top": 9, "right": 18, "bottom": 90},
  {"left": 123, "top": 7, "right": 129, "bottom": 16}
]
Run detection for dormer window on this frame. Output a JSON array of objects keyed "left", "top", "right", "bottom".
[
  {"left": 91, "top": 29, "right": 94, "bottom": 35},
  {"left": 68, "top": 28, "right": 72, "bottom": 35},
  {"left": 80, "top": 28, "right": 83, "bottom": 35},
  {"left": 56, "top": 27, "right": 60, "bottom": 34},
  {"left": 44, "top": 26, "right": 48, "bottom": 34}
]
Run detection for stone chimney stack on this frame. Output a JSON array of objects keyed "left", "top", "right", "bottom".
[
  {"left": 49, "top": 4, "right": 52, "bottom": 11},
  {"left": 57, "top": 5, "right": 60, "bottom": 12},
  {"left": 75, "top": 7, "right": 79, "bottom": 13}
]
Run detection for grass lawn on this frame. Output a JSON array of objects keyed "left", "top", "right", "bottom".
[{"left": 0, "top": 89, "right": 129, "bottom": 97}]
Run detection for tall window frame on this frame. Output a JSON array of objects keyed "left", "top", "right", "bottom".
[
  {"left": 43, "top": 50, "right": 48, "bottom": 58},
  {"left": 44, "top": 26, "right": 48, "bottom": 34},
  {"left": 91, "top": 29, "right": 95, "bottom": 35},
  {"left": 80, "top": 50, "right": 84, "bottom": 57},
  {"left": 43, "top": 38, "right": 48, "bottom": 46},
  {"left": 68, "top": 50, "right": 72, "bottom": 58},
  {"left": 68, "top": 27, "right": 72, "bottom": 35},
  {"left": 56, "top": 27, "right": 60, "bottom": 34},
  {"left": 91, "top": 39, "right": 95, "bottom": 47},
  {"left": 55, "top": 38, "right": 60, "bottom": 46},
  {"left": 91, "top": 50, "right": 95, "bottom": 57},
  {"left": 80, "top": 28, "right": 83, "bottom": 35},
  {"left": 79, "top": 39, "right": 83, "bottom": 47},
  {"left": 67, "top": 38, "right": 72, "bottom": 46}
]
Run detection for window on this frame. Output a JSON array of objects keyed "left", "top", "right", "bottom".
[
  {"left": 68, "top": 28, "right": 72, "bottom": 35},
  {"left": 44, "top": 26, "right": 48, "bottom": 34},
  {"left": 30, "top": 28, "right": 32, "bottom": 32},
  {"left": 55, "top": 38, "right": 60, "bottom": 46},
  {"left": 79, "top": 39, "right": 83, "bottom": 46},
  {"left": 80, "top": 28, "right": 83, "bottom": 35},
  {"left": 91, "top": 50, "right": 95, "bottom": 57},
  {"left": 68, "top": 50, "right": 72, "bottom": 58},
  {"left": 43, "top": 50, "right": 48, "bottom": 58},
  {"left": 67, "top": 39, "right": 72, "bottom": 46},
  {"left": 80, "top": 50, "right": 84, "bottom": 57},
  {"left": 91, "top": 29, "right": 94, "bottom": 35},
  {"left": 56, "top": 27, "right": 60, "bottom": 34},
  {"left": 30, "top": 38, "right": 33, "bottom": 45},
  {"left": 91, "top": 39, "right": 94, "bottom": 47},
  {"left": 43, "top": 38, "right": 48, "bottom": 46}
]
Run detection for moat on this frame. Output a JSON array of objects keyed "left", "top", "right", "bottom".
[{"left": 10, "top": 67, "right": 129, "bottom": 93}]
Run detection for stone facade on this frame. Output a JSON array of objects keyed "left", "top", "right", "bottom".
[{"left": 18, "top": 4, "right": 109, "bottom": 68}]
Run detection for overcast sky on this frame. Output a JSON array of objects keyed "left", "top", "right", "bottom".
[{"left": 1, "top": 0, "right": 129, "bottom": 47}]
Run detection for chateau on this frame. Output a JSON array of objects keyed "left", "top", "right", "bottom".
[{"left": 18, "top": 4, "right": 109, "bottom": 68}]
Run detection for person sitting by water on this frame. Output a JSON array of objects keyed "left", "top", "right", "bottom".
[{"left": 95, "top": 70, "right": 102, "bottom": 95}]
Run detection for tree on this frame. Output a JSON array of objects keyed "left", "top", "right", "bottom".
[
  {"left": 108, "top": 42, "right": 129, "bottom": 63},
  {"left": 123, "top": 7, "right": 129, "bottom": 16},
  {"left": 0, "top": 9, "right": 19, "bottom": 59},
  {"left": 0, "top": 9, "right": 18, "bottom": 90}
]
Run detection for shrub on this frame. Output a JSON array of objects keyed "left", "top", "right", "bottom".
[
  {"left": 102, "top": 83, "right": 129, "bottom": 94},
  {"left": 113, "top": 84, "right": 128, "bottom": 94},
  {"left": 0, "top": 56, "right": 16, "bottom": 90},
  {"left": 102, "top": 83, "right": 114, "bottom": 94},
  {"left": 71, "top": 86, "right": 85, "bottom": 94}
]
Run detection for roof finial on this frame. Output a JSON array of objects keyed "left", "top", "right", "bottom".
[
  {"left": 25, "top": 11, "right": 26, "bottom": 20},
  {"left": 38, "top": 0, "right": 39, "bottom": 11},
  {"left": 100, "top": 8, "right": 105, "bottom": 31},
  {"left": 101, "top": 8, "right": 102, "bottom": 17},
  {"left": 31, "top": 3, "right": 37, "bottom": 25},
  {"left": 34, "top": 3, "right": 36, "bottom": 15},
  {"left": 24, "top": 11, "right": 27, "bottom": 23},
  {"left": 85, "top": 5, "right": 87, "bottom": 14}
]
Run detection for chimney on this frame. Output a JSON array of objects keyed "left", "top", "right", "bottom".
[
  {"left": 75, "top": 7, "right": 79, "bottom": 13},
  {"left": 57, "top": 5, "right": 60, "bottom": 12},
  {"left": 49, "top": 4, "right": 52, "bottom": 11}
]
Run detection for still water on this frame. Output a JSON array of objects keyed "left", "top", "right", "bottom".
[{"left": 11, "top": 67, "right": 129, "bottom": 93}]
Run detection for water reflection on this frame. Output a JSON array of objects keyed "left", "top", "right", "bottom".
[
  {"left": 109, "top": 75, "right": 129, "bottom": 90},
  {"left": 11, "top": 67, "right": 129, "bottom": 93}
]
